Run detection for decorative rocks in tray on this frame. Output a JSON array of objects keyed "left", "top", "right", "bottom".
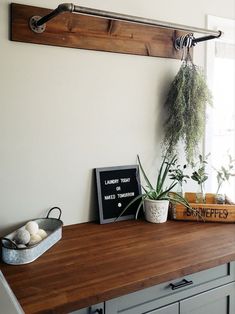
[
  {"left": 12, "top": 220, "right": 48, "bottom": 248},
  {"left": 1, "top": 207, "right": 63, "bottom": 265},
  {"left": 14, "top": 229, "right": 31, "bottom": 245},
  {"left": 38, "top": 228, "right": 47, "bottom": 239},
  {"left": 25, "top": 221, "right": 39, "bottom": 235},
  {"left": 29, "top": 233, "right": 42, "bottom": 246},
  {"left": 13, "top": 221, "right": 47, "bottom": 247}
]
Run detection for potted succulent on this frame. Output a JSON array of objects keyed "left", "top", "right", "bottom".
[
  {"left": 117, "top": 154, "right": 193, "bottom": 223},
  {"left": 214, "top": 155, "right": 235, "bottom": 204}
]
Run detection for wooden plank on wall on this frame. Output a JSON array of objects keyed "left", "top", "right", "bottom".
[{"left": 11, "top": 3, "right": 187, "bottom": 59}]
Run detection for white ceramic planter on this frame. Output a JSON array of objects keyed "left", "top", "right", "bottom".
[{"left": 144, "top": 199, "right": 169, "bottom": 223}]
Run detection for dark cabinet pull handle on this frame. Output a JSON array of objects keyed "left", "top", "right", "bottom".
[
  {"left": 169, "top": 278, "right": 193, "bottom": 290},
  {"left": 94, "top": 309, "right": 103, "bottom": 314}
]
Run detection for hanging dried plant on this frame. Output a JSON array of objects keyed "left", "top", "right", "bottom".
[{"left": 162, "top": 52, "right": 213, "bottom": 164}]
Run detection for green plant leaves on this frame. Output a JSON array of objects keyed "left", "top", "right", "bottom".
[
  {"left": 191, "top": 154, "right": 209, "bottom": 185},
  {"left": 169, "top": 163, "right": 189, "bottom": 183},
  {"left": 214, "top": 154, "right": 235, "bottom": 194},
  {"left": 137, "top": 155, "right": 154, "bottom": 191},
  {"left": 163, "top": 60, "right": 212, "bottom": 164},
  {"left": 116, "top": 154, "right": 195, "bottom": 220}
]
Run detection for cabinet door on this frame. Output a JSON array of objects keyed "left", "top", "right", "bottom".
[
  {"left": 180, "top": 282, "right": 235, "bottom": 314},
  {"left": 147, "top": 303, "right": 179, "bottom": 314},
  {"left": 106, "top": 298, "right": 179, "bottom": 314}
]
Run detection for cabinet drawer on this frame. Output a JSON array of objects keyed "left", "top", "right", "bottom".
[
  {"left": 70, "top": 303, "right": 104, "bottom": 314},
  {"left": 147, "top": 303, "right": 178, "bottom": 314},
  {"left": 106, "top": 262, "right": 235, "bottom": 314}
]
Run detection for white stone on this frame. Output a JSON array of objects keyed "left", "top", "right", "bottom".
[
  {"left": 37, "top": 229, "right": 47, "bottom": 239},
  {"left": 17, "top": 244, "right": 27, "bottom": 248},
  {"left": 14, "top": 229, "right": 31, "bottom": 245},
  {"left": 29, "top": 234, "right": 42, "bottom": 245},
  {"left": 25, "top": 221, "right": 39, "bottom": 235}
]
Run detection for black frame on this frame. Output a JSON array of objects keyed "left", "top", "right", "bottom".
[{"left": 95, "top": 165, "right": 141, "bottom": 224}]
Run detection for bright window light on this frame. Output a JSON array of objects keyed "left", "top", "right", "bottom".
[{"left": 206, "top": 16, "right": 235, "bottom": 200}]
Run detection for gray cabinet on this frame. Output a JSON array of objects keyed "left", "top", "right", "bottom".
[
  {"left": 180, "top": 282, "right": 235, "bottom": 314},
  {"left": 105, "top": 262, "right": 235, "bottom": 314},
  {"left": 147, "top": 303, "right": 179, "bottom": 314},
  {"left": 70, "top": 303, "right": 104, "bottom": 314},
  {"left": 75, "top": 262, "right": 235, "bottom": 314}
]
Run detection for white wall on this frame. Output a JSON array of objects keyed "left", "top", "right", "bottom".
[{"left": 0, "top": 0, "right": 234, "bottom": 235}]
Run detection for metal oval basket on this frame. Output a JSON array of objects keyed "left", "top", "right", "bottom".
[{"left": 1, "top": 207, "right": 63, "bottom": 265}]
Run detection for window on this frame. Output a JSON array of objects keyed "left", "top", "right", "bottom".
[{"left": 206, "top": 16, "right": 235, "bottom": 199}]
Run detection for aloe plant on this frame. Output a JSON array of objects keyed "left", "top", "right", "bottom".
[{"left": 116, "top": 154, "right": 193, "bottom": 220}]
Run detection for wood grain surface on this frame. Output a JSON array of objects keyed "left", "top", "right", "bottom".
[
  {"left": 173, "top": 193, "right": 235, "bottom": 223},
  {"left": 1, "top": 220, "right": 235, "bottom": 314},
  {"left": 11, "top": 3, "right": 186, "bottom": 59},
  {"left": 173, "top": 204, "right": 235, "bottom": 222}
]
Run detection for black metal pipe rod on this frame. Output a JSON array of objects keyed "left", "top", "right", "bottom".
[
  {"left": 193, "top": 31, "right": 222, "bottom": 44},
  {"left": 35, "top": 3, "right": 74, "bottom": 26},
  {"left": 35, "top": 8, "right": 62, "bottom": 26},
  {"left": 34, "top": 2, "right": 222, "bottom": 38}
]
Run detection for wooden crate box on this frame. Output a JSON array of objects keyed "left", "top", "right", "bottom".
[{"left": 171, "top": 193, "right": 235, "bottom": 223}]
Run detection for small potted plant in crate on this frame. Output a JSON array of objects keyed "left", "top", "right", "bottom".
[
  {"left": 191, "top": 154, "right": 210, "bottom": 203},
  {"left": 168, "top": 163, "right": 190, "bottom": 198},
  {"left": 214, "top": 155, "right": 235, "bottom": 204},
  {"left": 117, "top": 154, "right": 193, "bottom": 223}
]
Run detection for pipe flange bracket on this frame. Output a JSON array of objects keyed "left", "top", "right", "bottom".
[{"left": 29, "top": 16, "right": 46, "bottom": 33}]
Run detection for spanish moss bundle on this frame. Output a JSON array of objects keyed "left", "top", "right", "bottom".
[{"left": 163, "top": 51, "right": 212, "bottom": 164}]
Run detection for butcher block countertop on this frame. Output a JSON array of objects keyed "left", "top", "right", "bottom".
[{"left": 1, "top": 220, "right": 235, "bottom": 314}]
